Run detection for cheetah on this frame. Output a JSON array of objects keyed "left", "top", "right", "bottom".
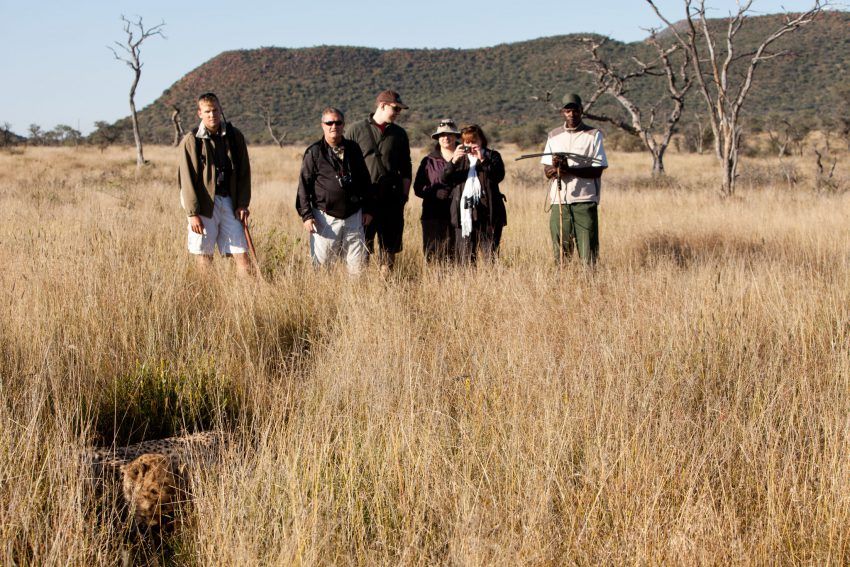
[
  {"left": 84, "top": 430, "right": 224, "bottom": 532},
  {"left": 83, "top": 431, "right": 227, "bottom": 566}
]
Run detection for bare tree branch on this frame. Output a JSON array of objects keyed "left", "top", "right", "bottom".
[{"left": 579, "top": 33, "right": 691, "bottom": 174}]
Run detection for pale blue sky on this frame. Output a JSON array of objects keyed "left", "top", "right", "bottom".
[{"left": 0, "top": 0, "right": 836, "bottom": 134}]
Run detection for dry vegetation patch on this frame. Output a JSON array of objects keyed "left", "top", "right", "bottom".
[{"left": 0, "top": 146, "right": 848, "bottom": 565}]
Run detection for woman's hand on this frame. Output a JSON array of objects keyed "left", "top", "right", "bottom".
[
  {"left": 469, "top": 145, "right": 484, "bottom": 161},
  {"left": 451, "top": 146, "right": 467, "bottom": 163}
]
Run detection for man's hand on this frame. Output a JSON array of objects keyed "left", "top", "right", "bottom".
[
  {"left": 544, "top": 165, "right": 560, "bottom": 180},
  {"left": 363, "top": 213, "right": 373, "bottom": 226},
  {"left": 436, "top": 188, "right": 450, "bottom": 199},
  {"left": 235, "top": 207, "right": 250, "bottom": 223},
  {"left": 303, "top": 219, "right": 317, "bottom": 233},
  {"left": 188, "top": 215, "right": 204, "bottom": 234}
]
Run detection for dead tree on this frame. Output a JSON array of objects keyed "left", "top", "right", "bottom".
[
  {"left": 687, "top": 112, "right": 712, "bottom": 154},
  {"left": 581, "top": 33, "right": 691, "bottom": 175},
  {"left": 765, "top": 117, "right": 810, "bottom": 158},
  {"left": 109, "top": 15, "right": 165, "bottom": 168},
  {"left": 259, "top": 107, "right": 287, "bottom": 147},
  {"left": 814, "top": 148, "right": 839, "bottom": 192},
  {"left": 645, "top": 0, "right": 826, "bottom": 196},
  {"left": 170, "top": 105, "right": 184, "bottom": 147}
]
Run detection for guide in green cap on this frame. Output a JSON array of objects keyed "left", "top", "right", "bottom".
[{"left": 539, "top": 92, "right": 608, "bottom": 265}]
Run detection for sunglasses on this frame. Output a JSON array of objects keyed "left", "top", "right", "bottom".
[
  {"left": 389, "top": 105, "right": 403, "bottom": 113},
  {"left": 439, "top": 121, "right": 456, "bottom": 127},
  {"left": 323, "top": 120, "right": 344, "bottom": 126}
]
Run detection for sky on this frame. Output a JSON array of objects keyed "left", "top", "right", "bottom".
[{"left": 0, "top": 0, "right": 836, "bottom": 135}]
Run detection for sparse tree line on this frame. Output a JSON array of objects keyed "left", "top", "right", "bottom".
[{"left": 0, "top": 121, "right": 124, "bottom": 150}]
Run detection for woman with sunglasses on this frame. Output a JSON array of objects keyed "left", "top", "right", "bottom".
[
  {"left": 441, "top": 124, "right": 506, "bottom": 264},
  {"left": 412, "top": 119, "right": 461, "bottom": 262}
]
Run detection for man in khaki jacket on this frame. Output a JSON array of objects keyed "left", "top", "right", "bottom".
[
  {"left": 541, "top": 93, "right": 608, "bottom": 265},
  {"left": 178, "top": 92, "right": 252, "bottom": 273}
]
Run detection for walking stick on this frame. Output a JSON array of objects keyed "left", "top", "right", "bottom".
[{"left": 241, "top": 219, "right": 263, "bottom": 279}]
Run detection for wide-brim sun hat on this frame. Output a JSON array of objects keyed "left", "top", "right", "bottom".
[{"left": 431, "top": 119, "right": 460, "bottom": 139}]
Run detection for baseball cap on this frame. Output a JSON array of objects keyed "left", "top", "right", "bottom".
[
  {"left": 562, "top": 93, "right": 583, "bottom": 109},
  {"left": 376, "top": 90, "right": 409, "bottom": 109}
]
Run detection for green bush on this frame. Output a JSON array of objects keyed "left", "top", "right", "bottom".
[{"left": 89, "top": 358, "right": 243, "bottom": 445}]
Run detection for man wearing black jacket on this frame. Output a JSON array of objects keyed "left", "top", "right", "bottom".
[{"left": 296, "top": 107, "right": 373, "bottom": 275}]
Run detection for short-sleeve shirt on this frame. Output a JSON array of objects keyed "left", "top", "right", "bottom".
[{"left": 540, "top": 124, "right": 607, "bottom": 204}]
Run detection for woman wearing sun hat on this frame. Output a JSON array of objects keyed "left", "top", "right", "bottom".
[{"left": 412, "top": 119, "right": 461, "bottom": 262}]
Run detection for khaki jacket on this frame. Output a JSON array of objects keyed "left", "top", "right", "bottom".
[{"left": 178, "top": 123, "right": 251, "bottom": 218}]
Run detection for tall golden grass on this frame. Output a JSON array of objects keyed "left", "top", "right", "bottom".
[{"left": 0, "top": 144, "right": 848, "bottom": 565}]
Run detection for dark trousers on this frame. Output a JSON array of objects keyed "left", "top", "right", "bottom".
[
  {"left": 455, "top": 224, "right": 502, "bottom": 265},
  {"left": 550, "top": 202, "right": 598, "bottom": 265},
  {"left": 421, "top": 218, "right": 455, "bottom": 263},
  {"left": 365, "top": 200, "right": 405, "bottom": 258}
]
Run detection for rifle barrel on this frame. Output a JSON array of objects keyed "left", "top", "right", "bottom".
[{"left": 515, "top": 151, "right": 604, "bottom": 164}]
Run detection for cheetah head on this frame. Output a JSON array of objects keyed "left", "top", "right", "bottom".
[{"left": 120, "top": 453, "right": 182, "bottom": 530}]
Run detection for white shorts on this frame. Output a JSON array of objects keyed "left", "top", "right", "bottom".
[
  {"left": 187, "top": 195, "right": 248, "bottom": 256},
  {"left": 310, "top": 208, "right": 368, "bottom": 275}
]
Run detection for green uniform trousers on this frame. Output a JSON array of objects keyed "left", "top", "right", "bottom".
[{"left": 550, "top": 202, "right": 598, "bottom": 264}]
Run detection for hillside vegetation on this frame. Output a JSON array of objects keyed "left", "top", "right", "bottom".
[{"left": 107, "top": 11, "right": 850, "bottom": 146}]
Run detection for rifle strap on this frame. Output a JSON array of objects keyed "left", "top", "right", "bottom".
[{"left": 365, "top": 120, "right": 390, "bottom": 179}]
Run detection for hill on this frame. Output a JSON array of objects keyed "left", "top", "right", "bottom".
[{"left": 111, "top": 10, "right": 848, "bottom": 146}]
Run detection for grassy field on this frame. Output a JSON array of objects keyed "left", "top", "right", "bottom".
[{"left": 0, "top": 144, "right": 848, "bottom": 565}]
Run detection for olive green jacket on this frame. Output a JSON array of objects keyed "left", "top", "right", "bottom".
[
  {"left": 178, "top": 122, "right": 251, "bottom": 218},
  {"left": 346, "top": 115, "right": 412, "bottom": 185}
]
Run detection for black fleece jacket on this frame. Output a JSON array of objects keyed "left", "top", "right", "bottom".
[{"left": 295, "top": 137, "right": 373, "bottom": 221}]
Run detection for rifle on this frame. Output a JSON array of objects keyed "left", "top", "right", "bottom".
[{"left": 515, "top": 151, "right": 605, "bottom": 165}]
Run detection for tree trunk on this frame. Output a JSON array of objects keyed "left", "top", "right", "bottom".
[
  {"left": 651, "top": 150, "right": 665, "bottom": 175},
  {"left": 721, "top": 157, "right": 735, "bottom": 197},
  {"left": 719, "top": 126, "right": 740, "bottom": 197},
  {"left": 171, "top": 107, "right": 184, "bottom": 147},
  {"left": 129, "top": 68, "right": 144, "bottom": 168}
]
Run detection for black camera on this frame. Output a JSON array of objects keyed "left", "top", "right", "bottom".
[
  {"left": 459, "top": 145, "right": 471, "bottom": 153},
  {"left": 463, "top": 196, "right": 474, "bottom": 209},
  {"left": 336, "top": 174, "right": 353, "bottom": 188}
]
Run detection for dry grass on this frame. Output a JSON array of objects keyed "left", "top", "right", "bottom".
[{"left": 0, "top": 144, "right": 848, "bottom": 565}]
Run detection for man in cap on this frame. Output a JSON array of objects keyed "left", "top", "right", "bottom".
[
  {"left": 346, "top": 90, "right": 412, "bottom": 274},
  {"left": 540, "top": 93, "right": 608, "bottom": 265},
  {"left": 178, "top": 92, "right": 253, "bottom": 275},
  {"left": 295, "top": 107, "right": 372, "bottom": 275}
]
